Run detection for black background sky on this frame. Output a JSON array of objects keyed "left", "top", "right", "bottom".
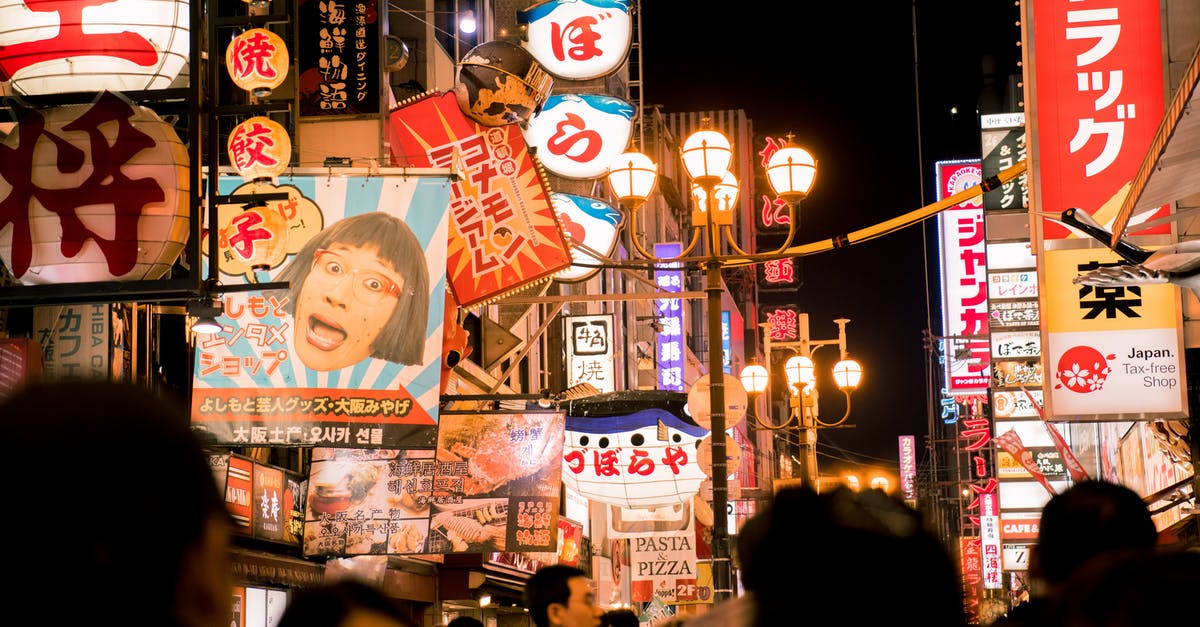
[{"left": 638, "top": 2, "right": 1024, "bottom": 467}]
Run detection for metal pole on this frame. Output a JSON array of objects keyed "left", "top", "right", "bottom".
[
  {"left": 796, "top": 313, "right": 818, "bottom": 489},
  {"left": 706, "top": 257, "right": 732, "bottom": 603}
]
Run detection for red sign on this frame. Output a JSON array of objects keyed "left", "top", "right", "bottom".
[
  {"left": 1032, "top": 0, "right": 1168, "bottom": 238},
  {"left": 389, "top": 92, "right": 573, "bottom": 307}
]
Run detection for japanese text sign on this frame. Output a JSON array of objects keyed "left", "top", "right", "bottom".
[
  {"left": 301, "top": 412, "right": 565, "bottom": 557},
  {"left": 1042, "top": 247, "right": 1185, "bottom": 418},
  {"left": 0, "top": 0, "right": 190, "bottom": 96},
  {"left": 190, "top": 174, "right": 452, "bottom": 449},
  {"left": 566, "top": 314, "right": 615, "bottom": 393},
  {"left": 0, "top": 92, "right": 190, "bottom": 284},
  {"left": 389, "top": 92, "right": 573, "bottom": 307},
  {"left": 1032, "top": 0, "right": 1168, "bottom": 238},
  {"left": 523, "top": 94, "right": 635, "bottom": 179},
  {"left": 297, "top": 0, "right": 379, "bottom": 116},
  {"left": 518, "top": 0, "right": 632, "bottom": 81},
  {"left": 936, "top": 160, "right": 990, "bottom": 394},
  {"left": 563, "top": 408, "right": 709, "bottom": 508},
  {"left": 653, "top": 242, "right": 685, "bottom": 392}
]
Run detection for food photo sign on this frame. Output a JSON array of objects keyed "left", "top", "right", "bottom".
[
  {"left": 301, "top": 412, "right": 565, "bottom": 556},
  {"left": 190, "top": 173, "right": 451, "bottom": 449}
]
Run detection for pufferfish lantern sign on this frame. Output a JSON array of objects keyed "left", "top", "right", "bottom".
[{"left": 562, "top": 407, "right": 709, "bottom": 509}]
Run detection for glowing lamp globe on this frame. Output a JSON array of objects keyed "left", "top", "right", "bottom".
[
  {"left": 228, "top": 116, "right": 292, "bottom": 182},
  {"left": 0, "top": 94, "right": 190, "bottom": 284},
  {"left": 833, "top": 358, "right": 863, "bottom": 389},
  {"left": 454, "top": 41, "right": 554, "bottom": 126},
  {"left": 766, "top": 142, "right": 817, "bottom": 203},
  {"left": 681, "top": 127, "right": 732, "bottom": 186},
  {"left": 606, "top": 151, "right": 657, "bottom": 204},
  {"left": 740, "top": 364, "right": 769, "bottom": 395},
  {"left": 784, "top": 355, "right": 815, "bottom": 389},
  {"left": 225, "top": 28, "right": 290, "bottom": 98},
  {"left": 219, "top": 204, "right": 289, "bottom": 271},
  {"left": 0, "top": 0, "right": 190, "bottom": 96}
]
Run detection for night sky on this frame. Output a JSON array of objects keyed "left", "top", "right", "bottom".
[{"left": 639, "top": 2, "right": 1024, "bottom": 467}]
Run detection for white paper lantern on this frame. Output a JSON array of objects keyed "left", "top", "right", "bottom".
[
  {"left": 0, "top": 93, "right": 190, "bottom": 284},
  {"left": 0, "top": 0, "right": 191, "bottom": 96}
]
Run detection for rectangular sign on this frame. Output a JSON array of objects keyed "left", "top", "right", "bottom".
[
  {"left": 989, "top": 299, "right": 1040, "bottom": 329},
  {"left": 1043, "top": 247, "right": 1186, "bottom": 418},
  {"left": 191, "top": 174, "right": 451, "bottom": 449},
  {"left": 980, "top": 113, "right": 1028, "bottom": 212},
  {"left": 565, "top": 314, "right": 615, "bottom": 393},
  {"left": 297, "top": 0, "right": 380, "bottom": 116},
  {"left": 629, "top": 518, "right": 698, "bottom": 604},
  {"left": 992, "top": 330, "right": 1041, "bottom": 360},
  {"left": 1032, "top": 0, "right": 1167, "bottom": 239},
  {"left": 33, "top": 303, "right": 111, "bottom": 381},
  {"left": 936, "top": 160, "right": 990, "bottom": 394},
  {"left": 302, "top": 412, "right": 565, "bottom": 557},
  {"left": 654, "top": 242, "right": 685, "bottom": 392}
]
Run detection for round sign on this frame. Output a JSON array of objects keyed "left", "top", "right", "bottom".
[
  {"left": 687, "top": 373, "right": 749, "bottom": 430},
  {"left": 696, "top": 435, "right": 743, "bottom": 478}
]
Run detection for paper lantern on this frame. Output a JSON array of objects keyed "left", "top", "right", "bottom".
[
  {"left": 225, "top": 27, "right": 290, "bottom": 98},
  {"left": 218, "top": 203, "right": 289, "bottom": 271},
  {"left": 562, "top": 408, "right": 709, "bottom": 509},
  {"left": 0, "top": 92, "right": 190, "bottom": 284},
  {"left": 454, "top": 41, "right": 554, "bottom": 126},
  {"left": 228, "top": 116, "right": 291, "bottom": 181},
  {"left": 523, "top": 94, "right": 635, "bottom": 180},
  {"left": 0, "top": 0, "right": 190, "bottom": 96}
]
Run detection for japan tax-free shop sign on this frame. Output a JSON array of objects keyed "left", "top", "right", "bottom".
[{"left": 190, "top": 173, "right": 451, "bottom": 449}]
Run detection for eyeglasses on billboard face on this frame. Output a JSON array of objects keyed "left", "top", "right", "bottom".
[{"left": 310, "top": 248, "right": 403, "bottom": 304}]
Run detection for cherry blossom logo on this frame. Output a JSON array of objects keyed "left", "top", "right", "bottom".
[{"left": 1055, "top": 346, "right": 1115, "bottom": 393}]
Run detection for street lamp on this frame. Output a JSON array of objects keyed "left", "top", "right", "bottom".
[
  {"left": 606, "top": 119, "right": 815, "bottom": 604},
  {"left": 741, "top": 315, "right": 863, "bottom": 489}
]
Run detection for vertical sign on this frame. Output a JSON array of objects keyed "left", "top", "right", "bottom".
[
  {"left": 898, "top": 435, "right": 917, "bottom": 506},
  {"left": 33, "top": 304, "right": 111, "bottom": 381},
  {"left": 654, "top": 243, "right": 685, "bottom": 392},
  {"left": 721, "top": 311, "right": 731, "bottom": 374},
  {"left": 565, "top": 314, "right": 615, "bottom": 393},
  {"left": 980, "top": 492, "right": 1002, "bottom": 590},
  {"left": 629, "top": 518, "right": 698, "bottom": 604},
  {"left": 980, "top": 113, "right": 1028, "bottom": 212},
  {"left": 298, "top": 0, "right": 380, "bottom": 116},
  {"left": 936, "top": 160, "right": 990, "bottom": 394},
  {"left": 1032, "top": 0, "right": 1167, "bottom": 239}
]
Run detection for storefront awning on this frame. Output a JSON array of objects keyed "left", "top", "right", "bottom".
[{"left": 1112, "top": 42, "right": 1200, "bottom": 243}]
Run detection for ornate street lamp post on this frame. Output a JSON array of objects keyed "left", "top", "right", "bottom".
[
  {"left": 742, "top": 315, "right": 864, "bottom": 488},
  {"left": 606, "top": 120, "right": 816, "bottom": 603}
]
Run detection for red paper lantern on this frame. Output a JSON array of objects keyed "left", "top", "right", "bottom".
[
  {"left": 0, "top": 0, "right": 191, "bottom": 96},
  {"left": 0, "top": 92, "right": 190, "bottom": 284},
  {"left": 225, "top": 27, "right": 290, "bottom": 98},
  {"left": 228, "top": 116, "right": 292, "bottom": 182}
]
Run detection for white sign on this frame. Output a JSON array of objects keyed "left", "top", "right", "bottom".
[
  {"left": 565, "top": 314, "right": 615, "bottom": 393},
  {"left": 524, "top": 94, "right": 635, "bottom": 179},
  {"left": 518, "top": 0, "right": 633, "bottom": 80},
  {"left": 936, "top": 160, "right": 990, "bottom": 394},
  {"left": 629, "top": 522, "right": 697, "bottom": 605}
]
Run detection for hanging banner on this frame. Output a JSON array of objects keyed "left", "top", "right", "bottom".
[
  {"left": 301, "top": 412, "right": 565, "bottom": 557},
  {"left": 297, "top": 0, "right": 380, "bottom": 116},
  {"left": 190, "top": 173, "right": 451, "bottom": 449},
  {"left": 389, "top": 92, "right": 573, "bottom": 307}
]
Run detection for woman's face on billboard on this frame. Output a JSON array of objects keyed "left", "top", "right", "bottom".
[{"left": 294, "top": 243, "right": 403, "bottom": 371}]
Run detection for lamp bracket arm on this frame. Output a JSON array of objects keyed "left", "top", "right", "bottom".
[
  {"left": 812, "top": 388, "right": 853, "bottom": 428},
  {"left": 721, "top": 225, "right": 751, "bottom": 257}
]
